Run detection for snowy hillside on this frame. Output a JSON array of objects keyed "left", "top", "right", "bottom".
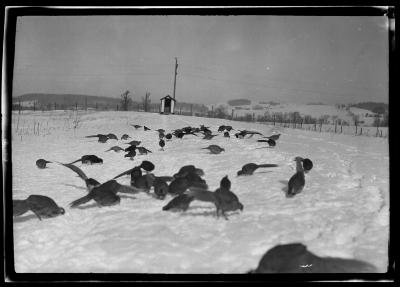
[
  {"left": 11, "top": 110, "right": 389, "bottom": 273},
  {"left": 209, "top": 101, "right": 381, "bottom": 126}
]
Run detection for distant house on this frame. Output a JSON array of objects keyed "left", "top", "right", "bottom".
[{"left": 160, "top": 95, "right": 176, "bottom": 114}]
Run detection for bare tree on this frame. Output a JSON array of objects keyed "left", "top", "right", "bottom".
[
  {"left": 142, "top": 92, "right": 151, "bottom": 112},
  {"left": 120, "top": 90, "right": 132, "bottom": 111}
]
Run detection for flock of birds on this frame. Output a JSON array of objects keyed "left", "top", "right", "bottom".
[{"left": 13, "top": 122, "right": 377, "bottom": 273}]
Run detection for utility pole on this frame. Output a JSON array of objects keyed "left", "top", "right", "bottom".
[{"left": 173, "top": 57, "right": 178, "bottom": 100}]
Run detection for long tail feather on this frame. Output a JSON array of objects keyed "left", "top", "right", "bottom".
[
  {"left": 69, "top": 159, "right": 81, "bottom": 165},
  {"left": 70, "top": 195, "right": 92, "bottom": 208},
  {"left": 257, "top": 164, "right": 279, "bottom": 168}
]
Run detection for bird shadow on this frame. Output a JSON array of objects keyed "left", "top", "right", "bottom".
[{"left": 13, "top": 214, "right": 38, "bottom": 223}]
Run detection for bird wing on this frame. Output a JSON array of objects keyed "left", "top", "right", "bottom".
[{"left": 58, "top": 162, "right": 88, "bottom": 180}]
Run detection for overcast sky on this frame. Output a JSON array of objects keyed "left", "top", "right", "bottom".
[{"left": 12, "top": 15, "right": 389, "bottom": 105}]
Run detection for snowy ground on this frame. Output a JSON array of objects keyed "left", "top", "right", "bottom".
[{"left": 11, "top": 110, "right": 389, "bottom": 273}]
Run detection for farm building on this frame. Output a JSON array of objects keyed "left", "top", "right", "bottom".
[{"left": 160, "top": 95, "right": 176, "bottom": 114}]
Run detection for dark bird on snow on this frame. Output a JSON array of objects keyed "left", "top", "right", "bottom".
[
  {"left": 144, "top": 126, "right": 151, "bottom": 131},
  {"left": 125, "top": 150, "right": 136, "bottom": 160},
  {"left": 86, "top": 134, "right": 109, "bottom": 143},
  {"left": 58, "top": 162, "right": 101, "bottom": 191},
  {"left": 237, "top": 163, "right": 279, "bottom": 176},
  {"left": 249, "top": 243, "right": 377, "bottom": 273},
  {"left": 153, "top": 177, "right": 169, "bottom": 200},
  {"left": 263, "top": 133, "right": 281, "bottom": 141},
  {"left": 203, "top": 133, "right": 219, "bottom": 140},
  {"left": 235, "top": 130, "right": 263, "bottom": 138},
  {"left": 159, "top": 139, "right": 165, "bottom": 150},
  {"left": 140, "top": 160, "right": 155, "bottom": 172},
  {"left": 173, "top": 165, "right": 205, "bottom": 178},
  {"left": 287, "top": 157, "right": 305, "bottom": 198},
  {"left": 156, "top": 128, "right": 166, "bottom": 133},
  {"left": 185, "top": 175, "right": 243, "bottom": 220},
  {"left": 158, "top": 132, "right": 165, "bottom": 140},
  {"left": 137, "top": 146, "right": 152, "bottom": 155},
  {"left": 165, "top": 133, "right": 172, "bottom": 140},
  {"left": 121, "top": 134, "right": 131, "bottom": 140},
  {"left": 257, "top": 138, "right": 276, "bottom": 147},
  {"left": 70, "top": 179, "right": 145, "bottom": 208},
  {"left": 302, "top": 158, "right": 313, "bottom": 173},
  {"left": 131, "top": 124, "right": 142, "bottom": 129},
  {"left": 225, "top": 125, "right": 233, "bottom": 131},
  {"left": 107, "top": 133, "right": 118, "bottom": 140},
  {"left": 125, "top": 140, "right": 141, "bottom": 146},
  {"left": 162, "top": 194, "right": 195, "bottom": 212},
  {"left": 69, "top": 155, "right": 103, "bottom": 165},
  {"left": 13, "top": 195, "right": 65, "bottom": 220},
  {"left": 202, "top": 145, "right": 225, "bottom": 154},
  {"left": 113, "top": 160, "right": 156, "bottom": 180},
  {"left": 130, "top": 167, "right": 155, "bottom": 192},
  {"left": 224, "top": 131, "right": 230, "bottom": 138},
  {"left": 105, "top": 146, "right": 125, "bottom": 152},
  {"left": 36, "top": 159, "right": 52, "bottom": 169},
  {"left": 218, "top": 125, "right": 226, "bottom": 132},
  {"left": 124, "top": 145, "right": 137, "bottom": 152},
  {"left": 168, "top": 169, "right": 208, "bottom": 196}
]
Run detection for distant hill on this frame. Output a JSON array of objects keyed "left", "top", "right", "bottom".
[
  {"left": 350, "top": 102, "right": 388, "bottom": 114},
  {"left": 227, "top": 99, "right": 251, "bottom": 106}
]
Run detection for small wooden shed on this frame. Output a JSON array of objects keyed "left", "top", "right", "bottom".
[{"left": 160, "top": 95, "right": 176, "bottom": 114}]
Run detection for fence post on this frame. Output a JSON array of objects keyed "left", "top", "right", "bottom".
[
  {"left": 334, "top": 120, "right": 337, "bottom": 133},
  {"left": 231, "top": 109, "right": 234, "bottom": 120},
  {"left": 355, "top": 120, "right": 358, "bottom": 135}
]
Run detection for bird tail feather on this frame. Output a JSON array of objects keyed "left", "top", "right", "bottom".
[
  {"left": 257, "top": 164, "right": 279, "bottom": 168},
  {"left": 70, "top": 195, "right": 92, "bottom": 208}
]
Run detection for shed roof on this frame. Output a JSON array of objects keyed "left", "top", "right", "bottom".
[{"left": 160, "top": 95, "right": 176, "bottom": 101}]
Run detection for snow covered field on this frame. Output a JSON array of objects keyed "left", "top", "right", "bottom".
[{"left": 11, "top": 110, "right": 389, "bottom": 273}]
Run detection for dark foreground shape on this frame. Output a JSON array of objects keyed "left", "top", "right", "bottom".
[
  {"left": 250, "top": 243, "right": 377, "bottom": 273},
  {"left": 36, "top": 159, "right": 52, "bottom": 169},
  {"left": 13, "top": 195, "right": 65, "bottom": 220}
]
